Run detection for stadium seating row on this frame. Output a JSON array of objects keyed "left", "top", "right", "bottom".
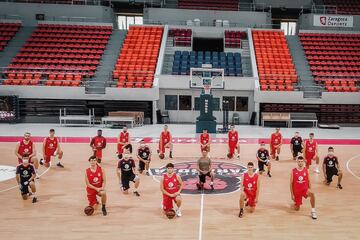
[
  {"left": 177, "top": 0, "right": 239, "bottom": 11},
  {"left": 168, "top": 28, "right": 192, "bottom": 47},
  {"left": 0, "top": 23, "right": 21, "bottom": 52}
]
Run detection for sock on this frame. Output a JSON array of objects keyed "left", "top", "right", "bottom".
[
  {"left": 240, "top": 208, "right": 243, "bottom": 211},
  {"left": 102, "top": 204, "right": 106, "bottom": 209},
  {"left": 311, "top": 208, "right": 316, "bottom": 212}
]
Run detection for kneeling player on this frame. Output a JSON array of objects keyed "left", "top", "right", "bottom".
[
  {"left": 270, "top": 128, "right": 282, "bottom": 161},
  {"left": 117, "top": 144, "right": 140, "bottom": 196},
  {"left": 200, "top": 129, "right": 211, "bottom": 154},
  {"left": 160, "top": 163, "right": 183, "bottom": 217},
  {"left": 256, "top": 142, "right": 272, "bottom": 177},
  {"left": 137, "top": 139, "right": 151, "bottom": 175},
  {"left": 228, "top": 125, "right": 240, "bottom": 159},
  {"left": 158, "top": 125, "right": 173, "bottom": 159},
  {"left": 196, "top": 151, "right": 215, "bottom": 190},
  {"left": 85, "top": 155, "right": 107, "bottom": 216},
  {"left": 239, "top": 162, "right": 260, "bottom": 218},
  {"left": 16, "top": 153, "right": 37, "bottom": 203},
  {"left": 290, "top": 156, "right": 317, "bottom": 220},
  {"left": 40, "top": 129, "right": 64, "bottom": 168},
  {"left": 90, "top": 129, "right": 106, "bottom": 164},
  {"left": 323, "top": 147, "right": 343, "bottom": 189}
]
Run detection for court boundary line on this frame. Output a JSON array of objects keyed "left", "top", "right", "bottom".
[
  {"left": 346, "top": 154, "right": 360, "bottom": 181},
  {"left": 198, "top": 192, "right": 204, "bottom": 240},
  {"left": 0, "top": 162, "right": 52, "bottom": 193}
]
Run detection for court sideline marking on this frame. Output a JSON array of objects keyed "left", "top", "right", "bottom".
[
  {"left": 0, "top": 163, "right": 51, "bottom": 193},
  {"left": 346, "top": 154, "right": 360, "bottom": 181},
  {"left": 198, "top": 192, "right": 205, "bottom": 240}
]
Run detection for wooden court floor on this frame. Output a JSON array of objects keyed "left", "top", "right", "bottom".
[{"left": 0, "top": 142, "right": 360, "bottom": 240}]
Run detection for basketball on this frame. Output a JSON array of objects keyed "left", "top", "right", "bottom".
[
  {"left": 165, "top": 209, "right": 176, "bottom": 219},
  {"left": 159, "top": 153, "right": 165, "bottom": 159},
  {"left": 227, "top": 153, "right": 233, "bottom": 159},
  {"left": 84, "top": 206, "right": 94, "bottom": 216}
]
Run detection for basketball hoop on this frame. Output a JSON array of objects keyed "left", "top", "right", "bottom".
[{"left": 203, "top": 84, "right": 211, "bottom": 95}]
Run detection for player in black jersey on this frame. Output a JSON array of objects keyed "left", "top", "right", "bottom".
[
  {"left": 323, "top": 147, "right": 343, "bottom": 189},
  {"left": 116, "top": 144, "right": 140, "bottom": 196},
  {"left": 16, "top": 153, "right": 37, "bottom": 203},
  {"left": 136, "top": 139, "right": 151, "bottom": 176},
  {"left": 256, "top": 142, "right": 272, "bottom": 177},
  {"left": 290, "top": 132, "right": 303, "bottom": 160}
]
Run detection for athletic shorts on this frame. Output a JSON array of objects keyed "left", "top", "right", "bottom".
[
  {"left": 244, "top": 190, "right": 257, "bottom": 207},
  {"left": 326, "top": 169, "right": 339, "bottom": 183},
  {"left": 199, "top": 171, "right": 211, "bottom": 183},
  {"left": 292, "top": 147, "right": 302, "bottom": 158},
  {"left": 138, "top": 159, "right": 150, "bottom": 171},
  {"left": 294, "top": 188, "right": 308, "bottom": 207},
  {"left": 258, "top": 160, "right": 270, "bottom": 172},
  {"left": 44, "top": 150, "right": 57, "bottom": 164},
  {"left": 19, "top": 180, "right": 34, "bottom": 195},
  {"left": 305, "top": 153, "right": 316, "bottom": 167},
  {"left": 86, "top": 187, "right": 100, "bottom": 207},
  {"left": 163, "top": 194, "right": 179, "bottom": 211},
  {"left": 159, "top": 143, "right": 170, "bottom": 154},
  {"left": 201, "top": 145, "right": 210, "bottom": 152},
  {"left": 270, "top": 145, "right": 280, "bottom": 157},
  {"left": 94, "top": 149, "right": 102, "bottom": 159},
  {"left": 228, "top": 143, "right": 237, "bottom": 155},
  {"left": 121, "top": 174, "right": 137, "bottom": 191}
]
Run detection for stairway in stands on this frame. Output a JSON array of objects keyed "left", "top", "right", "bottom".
[
  {"left": 0, "top": 26, "right": 35, "bottom": 68},
  {"left": 86, "top": 30, "right": 127, "bottom": 94},
  {"left": 286, "top": 35, "right": 322, "bottom": 98}
]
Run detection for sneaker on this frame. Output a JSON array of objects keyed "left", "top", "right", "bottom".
[
  {"left": 39, "top": 159, "right": 44, "bottom": 165},
  {"left": 337, "top": 184, "right": 343, "bottom": 189},
  {"left": 176, "top": 209, "right": 182, "bottom": 217},
  {"left": 196, "top": 183, "right": 202, "bottom": 190},
  {"left": 146, "top": 171, "right": 150, "bottom": 176},
  {"left": 237, "top": 154, "right": 240, "bottom": 159},
  {"left": 169, "top": 152, "right": 173, "bottom": 159},
  {"left": 102, "top": 207, "right": 107, "bottom": 216},
  {"left": 275, "top": 156, "right": 279, "bottom": 161},
  {"left": 267, "top": 172, "right": 272, "bottom": 178},
  {"left": 311, "top": 211, "right": 317, "bottom": 220},
  {"left": 133, "top": 191, "right": 140, "bottom": 197},
  {"left": 56, "top": 162, "right": 64, "bottom": 168},
  {"left": 238, "top": 208, "right": 244, "bottom": 218},
  {"left": 32, "top": 197, "right": 38, "bottom": 203},
  {"left": 210, "top": 184, "right": 214, "bottom": 191}
]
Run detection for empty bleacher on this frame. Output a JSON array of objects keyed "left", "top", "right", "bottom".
[
  {"left": 112, "top": 26, "right": 163, "bottom": 88},
  {"left": 168, "top": 28, "right": 192, "bottom": 47},
  {"left": 299, "top": 32, "right": 359, "bottom": 92},
  {"left": 323, "top": 0, "right": 360, "bottom": 15},
  {"left": 172, "top": 51, "right": 243, "bottom": 76},
  {"left": 0, "top": 22, "right": 21, "bottom": 52},
  {"left": 177, "top": 0, "right": 239, "bottom": 11},
  {"left": 2, "top": 23, "right": 112, "bottom": 87},
  {"left": 224, "top": 30, "right": 247, "bottom": 48},
  {"left": 252, "top": 30, "right": 297, "bottom": 91}
]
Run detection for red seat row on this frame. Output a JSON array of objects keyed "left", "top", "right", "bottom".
[
  {"left": 224, "top": 31, "right": 247, "bottom": 48},
  {"left": 169, "top": 28, "right": 192, "bottom": 47},
  {"left": 177, "top": 0, "right": 239, "bottom": 11},
  {"left": 0, "top": 23, "right": 21, "bottom": 51},
  {"left": 3, "top": 23, "right": 112, "bottom": 87}
]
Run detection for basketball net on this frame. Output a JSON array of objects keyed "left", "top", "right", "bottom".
[{"left": 204, "top": 84, "right": 211, "bottom": 95}]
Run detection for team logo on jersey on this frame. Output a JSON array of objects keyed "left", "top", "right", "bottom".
[
  {"left": 247, "top": 183, "right": 253, "bottom": 190},
  {"left": 150, "top": 161, "right": 247, "bottom": 195},
  {"left": 93, "top": 177, "right": 99, "bottom": 183},
  {"left": 168, "top": 182, "right": 174, "bottom": 188},
  {"left": 125, "top": 164, "right": 130, "bottom": 169},
  {"left": 297, "top": 176, "right": 304, "bottom": 183}
]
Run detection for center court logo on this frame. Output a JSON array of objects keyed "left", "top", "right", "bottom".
[
  {"left": 150, "top": 161, "right": 247, "bottom": 195},
  {"left": 0, "top": 165, "right": 16, "bottom": 182}
]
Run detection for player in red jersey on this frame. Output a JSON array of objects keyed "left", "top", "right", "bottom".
[
  {"left": 40, "top": 129, "right": 64, "bottom": 168},
  {"left": 117, "top": 127, "right": 130, "bottom": 159},
  {"left": 270, "top": 128, "right": 282, "bottom": 161},
  {"left": 160, "top": 163, "right": 183, "bottom": 217},
  {"left": 14, "top": 132, "right": 39, "bottom": 174},
  {"left": 290, "top": 156, "right": 317, "bottom": 220},
  {"left": 85, "top": 155, "right": 107, "bottom": 216},
  {"left": 228, "top": 125, "right": 240, "bottom": 159},
  {"left": 239, "top": 162, "right": 260, "bottom": 218},
  {"left": 303, "top": 133, "right": 320, "bottom": 173},
  {"left": 158, "top": 125, "right": 173, "bottom": 159},
  {"left": 200, "top": 129, "right": 211, "bottom": 154},
  {"left": 90, "top": 129, "right": 106, "bottom": 163}
]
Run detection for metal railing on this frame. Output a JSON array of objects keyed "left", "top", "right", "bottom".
[{"left": 0, "top": 0, "right": 110, "bottom": 6}]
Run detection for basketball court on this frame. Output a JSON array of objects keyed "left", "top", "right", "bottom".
[{"left": 1, "top": 124, "right": 360, "bottom": 240}]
